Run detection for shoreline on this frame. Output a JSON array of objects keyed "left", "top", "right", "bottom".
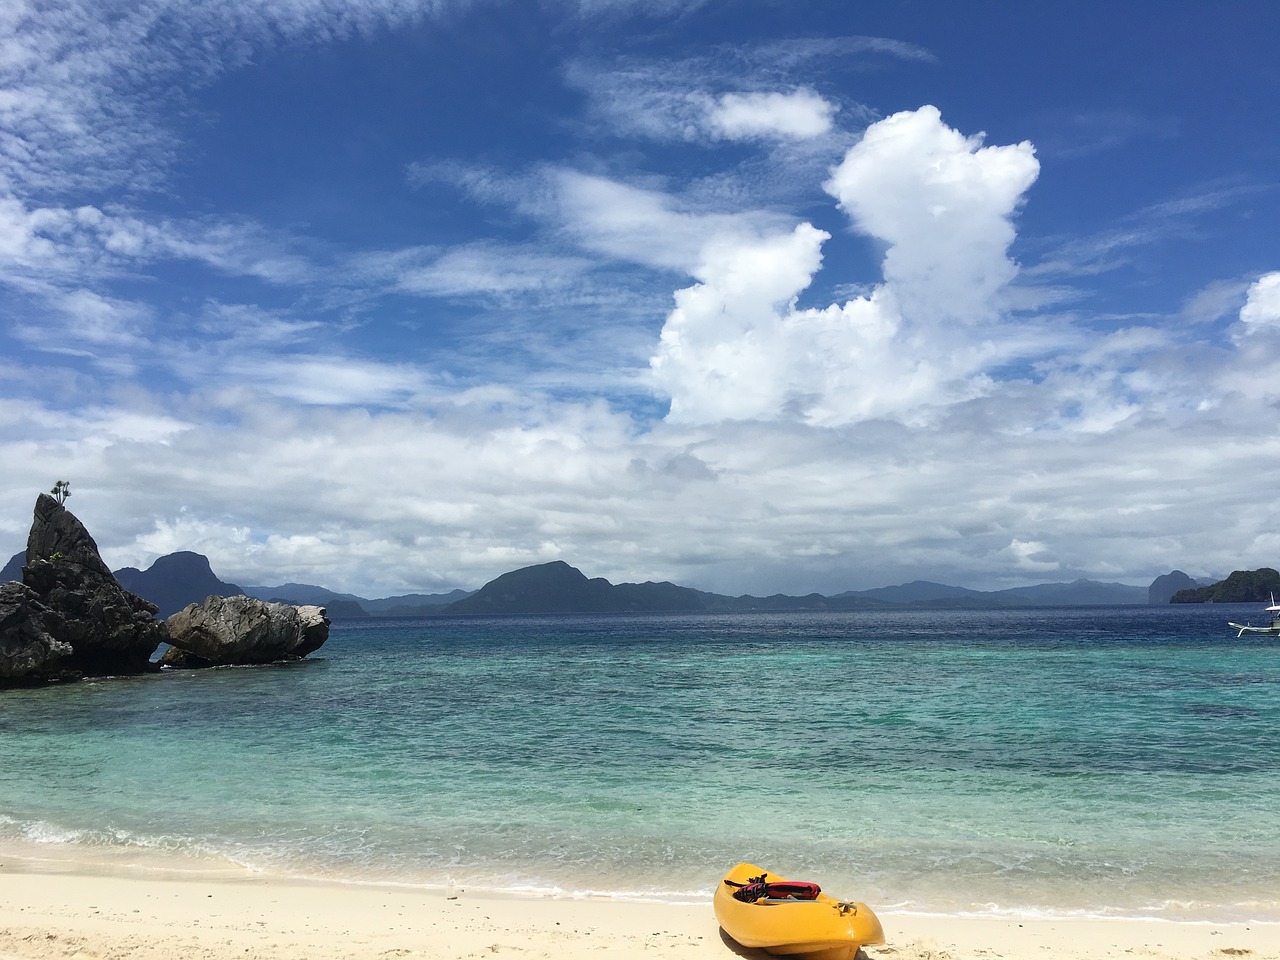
[
  {"left": 2, "top": 852, "right": 1278, "bottom": 960},
  {"left": 4, "top": 838, "right": 1276, "bottom": 923}
]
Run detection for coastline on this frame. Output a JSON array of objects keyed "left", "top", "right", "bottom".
[{"left": 1, "top": 852, "right": 1277, "bottom": 960}]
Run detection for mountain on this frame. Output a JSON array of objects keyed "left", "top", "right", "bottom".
[
  {"left": 707, "top": 592, "right": 890, "bottom": 612},
  {"left": 1171, "top": 568, "right": 1280, "bottom": 603},
  {"left": 443, "top": 563, "right": 1158, "bottom": 616},
  {"left": 113, "top": 551, "right": 245, "bottom": 618},
  {"left": 1, "top": 550, "right": 22, "bottom": 582},
  {"left": 989, "top": 579, "right": 1148, "bottom": 606},
  {"left": 244, "top": 583, "right": 371, "bottom": 618},
  {"left": 0, "top": 543, "right": 1213, "bottom": 617},
  {"left": 1149, "top": 570, "right": 1215, "bottom": 604},
  {"left": 362, "top": 591, "right": 475, "bottom": 616},
  {"left": 444, "top": 561, "right": 711, "bottom": 615},
  {"left": 840, "top": 580, "right": 989, "bottom": 605}
]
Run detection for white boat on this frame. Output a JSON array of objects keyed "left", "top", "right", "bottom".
[{"left": 1228, "top": 594, "right": 1280, "bottom": 637}]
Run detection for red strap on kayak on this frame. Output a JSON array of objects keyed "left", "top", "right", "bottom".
[{"left": 725, "top": 875, "right": 821, "bottom": 902}]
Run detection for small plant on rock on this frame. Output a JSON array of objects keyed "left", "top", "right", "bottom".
[{"left": 51, "top": 480, "right": 71, "bottom": 505}]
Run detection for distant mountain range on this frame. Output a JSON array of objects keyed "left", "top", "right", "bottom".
[
  {"left": 240, "top": 583, "right": 474, "bottom": 619},
  {"left": 0, "top": 549, "right": 1242, "bottom": 618},
  {"left": 448, "top": 561, "right": 1156, "bottom": 615}
]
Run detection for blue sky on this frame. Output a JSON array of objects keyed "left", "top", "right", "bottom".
[{"left": 2, "top": 0, "right": 1278, "bottom": 597}]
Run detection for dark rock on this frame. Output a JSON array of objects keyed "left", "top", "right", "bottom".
[
  {"left": 22, "top": 494, "right": 166, "bottom": 676},
  {"left": 162, "top": 595, "right": 329, "bottom": 668},
  {"left": 114, "top": 551, "right": 245, "bottom": 618},
  {"left": 0, "top": 580, "right": 75, "bottom": 683}
]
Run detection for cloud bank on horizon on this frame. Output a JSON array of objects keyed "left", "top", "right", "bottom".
[{"left": 1, "top": 0, "right": 1277, "bottom": 597}]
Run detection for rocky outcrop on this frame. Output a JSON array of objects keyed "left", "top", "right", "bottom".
[
  {"left": 18, "top": 494, "right": 167, "bottom": 678},
  {"left": 161, "top": 595, "right": 329, "bottom": 668},
  {"left": 0, "top": 581, "right": 74, "bottom": 683}
]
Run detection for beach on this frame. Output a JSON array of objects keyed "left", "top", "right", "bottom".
[
  {"left": 4, "top": 609, "right": 1279, "bottom": 956},
  {"left": 1, "top": 853, "right": 1277, "bottom": 960}
]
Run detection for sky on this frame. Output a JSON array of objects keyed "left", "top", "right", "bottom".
[{"left": 1, "top": 0, "right": 1278, "bottom": 598}]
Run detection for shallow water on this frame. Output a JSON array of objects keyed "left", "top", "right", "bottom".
[{"left": 2, "top": 604, "right": 1277, "bottom": 920}]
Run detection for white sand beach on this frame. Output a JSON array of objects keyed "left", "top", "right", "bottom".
[{"left": 1, "top": 854, "right": 1276, "bottom": 960}]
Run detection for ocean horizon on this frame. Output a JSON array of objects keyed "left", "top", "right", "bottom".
[{"left": 2, "top": 604, "right": 1277, "bottom": 922}]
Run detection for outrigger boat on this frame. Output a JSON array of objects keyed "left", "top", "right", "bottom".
[
  {"left": 714, "top": 862, "right": 885, "bottom": 960},
  {"left": 1228, "top": 594, "right": 1280, "bottom": 637}
]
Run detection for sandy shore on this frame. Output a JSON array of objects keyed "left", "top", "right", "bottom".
[{"left": 1, "top": 856, "right": 1277, "bottom": 960}]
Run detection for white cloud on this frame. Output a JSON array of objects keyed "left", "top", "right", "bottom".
[
  {"left": 1180, "top": 278, "right": 1251, "bottom": 325},
  {"left": 651, "top": 105, "right": 1042, "bottom": 426},
  {"left": 554, "top": 170, "right": 792, "bottom": 272},
  {"left": 824, "top": 105, "right": 1038, "bottom": 325},
  {"left": 565, "top": 37, "right": 926, "bottom": 146},
  {"left": 396, "top": 244, "right": 592, "bottom": 300},
  {"left": 0, "top": 0, "right": 443, "bottom": 196},
  {"left": 203, "top": 354, "right": 436, "bottom": 408},
  {"left": 13, "top": 288, "right": 150, "bottom": 352},
  {"left": 1237, "top": 271, "right": 1280, "bottom": 333},
  {"left": 0, "top": 197, "right": 317, "bottom": 291},
  {"left": 5, "top": 378, "right": 1275, "bottom": 599},
  {"left": 1002, "top": 539, "right": 1060, "bottom": 573},
  {"left": 709, "top": 88, "right": 837, "bottom": 141},
  {"left": 650, "top": 223, "right": 830, "bottom": 421}
]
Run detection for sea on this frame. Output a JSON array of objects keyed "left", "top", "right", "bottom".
[{"left": 1, "top": 603, "right": 1278, "bottom": 922}]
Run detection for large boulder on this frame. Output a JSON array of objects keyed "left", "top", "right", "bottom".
[
  {"left": 161, "top": 595, "right": 329, "bottom": 668},
  {"left": 21, "top": 494, "right": 167, "bottom": 676},
  {"left": 0, "top": 581, "right": 74, "bottom": 683}
]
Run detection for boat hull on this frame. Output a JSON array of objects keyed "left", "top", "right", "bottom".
[
  {"left": 714, "top": 862, "right": 885, "bottom": 960},
  {"left": 1229, "top": 622, "right": 1280, "bottom": 636}
]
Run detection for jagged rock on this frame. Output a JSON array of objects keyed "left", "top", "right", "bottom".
[
  {"left": 21, "top": 494, "right": 166, "bottom": 676},
  {"left": 0, "top": 581, "right": 75, "bottom": 683},
  {"left": 161, "top": 595, "right": 330, "bottom": 668}
]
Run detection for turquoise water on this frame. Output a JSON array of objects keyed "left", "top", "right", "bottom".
[{"left": 2, "top": 605, "right": 1278, "bottom": 920}]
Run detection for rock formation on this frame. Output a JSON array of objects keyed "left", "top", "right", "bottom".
[
  {"left": 18, "top": 494, "right": 167, "bottom": 678},
  {"left": 0, "top": 581, "right": 74, "bottom": 683},
  {"left": 161, "top": 595, "right": 329, "bottom": 668}
]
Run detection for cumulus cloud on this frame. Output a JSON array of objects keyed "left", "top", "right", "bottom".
[
  {"left": 1237, "top": 271, "right": 1280, "bottom": 334},
  {"left": 651, "top": 105, "right": 1041, "bottom": 425}
]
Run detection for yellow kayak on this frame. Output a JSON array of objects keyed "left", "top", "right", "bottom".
[{"left": 713, "top": 862, "right": 885, "bottom": 960}]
